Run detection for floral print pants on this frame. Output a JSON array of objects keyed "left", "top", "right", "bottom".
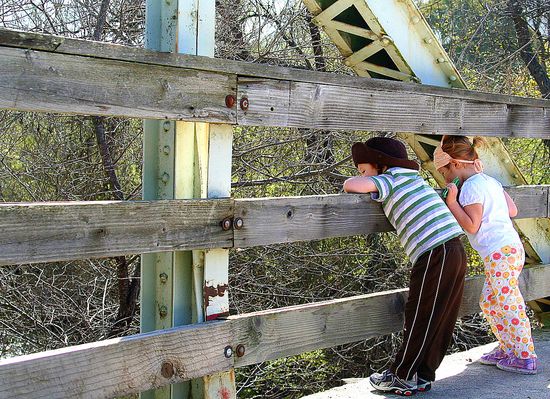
[{"left": 481, "top": 244, "right": 536, "bottom": 359}]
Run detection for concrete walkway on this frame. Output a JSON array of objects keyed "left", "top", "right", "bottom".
[{"left": 303, "top": 330, "right": 549, "bottom": 399}]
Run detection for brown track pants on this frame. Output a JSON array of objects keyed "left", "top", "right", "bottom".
[{"left": 390, "top": 236, "right": 467, "bottom": 382}]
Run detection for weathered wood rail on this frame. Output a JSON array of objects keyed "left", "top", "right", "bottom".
[
  {"left": 2, "top": 28, "right": 550, "bottom": 137},
  {"left": 0, "top": 186, "right": 547, "bottom": 266},
  {"left": 2, "top": 262, "right": 549, "bottom": 399},
  {"left": 1, "top": 26, "right": 550, "bottom": 399}
]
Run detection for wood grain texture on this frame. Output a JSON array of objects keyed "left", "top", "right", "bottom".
[
  {"left": 0, "top": 186, "right": 546, "bottom": 266},
  {"left": 237, "top": 77, "right": 550, "bottom": 138},
  {"left": 0, "top": 46, "right": 236, "bottom": 121},
  {"left": 0, "top": 28, "right": 541, "bottom": 106},
  {"left": 0, "top": 321, "right": 234, "bottom": 399},
  {"left": 231, "top": 263, "right": 550, "bottom": 367},
  {"left": 2, "top": 264, "right": 549, "bottom": 398},
  {"left": 233, "top": 188, "right": 548, "bottom": 248},
  {"left": 0, "top": 199, "right": 233, "bottom": 265},
  {"left": 233, "top": 194, "right": 393, "bottom": 248},
  {"left": 1, "top": 28, "right": 550, "bottom": 121},
  {"left": 506, "top": 185, "right": 550, "bottom": 219},
  {"left": 232, "top": 289, "right": 408, "bottom": 367}
]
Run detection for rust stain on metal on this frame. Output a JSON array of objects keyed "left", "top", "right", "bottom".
[
  {"left": 204, "top": 283, "right": 228, "bottom": 302},
  {"left": 204, "top": 283, "right": 229, "bottom": 320},
  {"left": 219, "top": 387, "right": 231, "bottom": 399},
  {"left": 206, "top": 311, "right": 230, "bottom": 321}
]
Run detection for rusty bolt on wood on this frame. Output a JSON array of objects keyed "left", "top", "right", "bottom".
[
  {"left": 220, "top": 217, "right": 233, "bottom": 231},
  {"left": 224, "top": 346, "right": 233, "bottom": 358},
  {"left": 233, "top": 217, "right": 244, "bottom": 230},
  {"left": 236, "top": 344, "right": 245, "bottom": 357},
  {"left": 239, "top": 97, "right": 249, "bottom": 111},
  {"left": 161, "top": 361, "right": 174, "bottom": 378},
  {"left": 159, "top": 305, "right": 168, "bottom": 319},
  {"left": 225, "top": 94, "right": 236, "bottom": 108},
  {"left": 159, "top": 273, "right": 168, "bottom": 284},
  {"left": 233, "top": 218, "right": 244, "bottom": 230}
]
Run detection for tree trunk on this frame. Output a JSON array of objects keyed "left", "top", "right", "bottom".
[
  {"left": 91, "top": 0, "right": 139, "bottom": 337},
  {"left": 508, "top": 0, "right": 550, "bottom": 152},
  {"left": 508, "top": 0, "right": 550, "bottom": 97}
]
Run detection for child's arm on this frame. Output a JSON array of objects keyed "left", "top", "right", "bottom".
[
  {"left": 444, "top": 183, "right": 483, "bottom": 234},
  {"left": 343, "top": 176, "right": 379, "bottom": 194},
  {"left": 503, "top": 190, "right": 518, "bottom": 218}
]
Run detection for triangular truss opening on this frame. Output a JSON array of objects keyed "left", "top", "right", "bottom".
[{"left": 332, "top": 4, "right": 370, "bottom": 31}]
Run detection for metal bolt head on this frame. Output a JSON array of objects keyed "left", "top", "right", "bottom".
[
  {"left": 224, "top": 345, "right": 233, "bottom": 358},
  {"left": 163, "top": 121, "right": 171, "bottom": 131},
  {"left": 436, "top": 57, "right": 445, "bottom": 63},
  {"left": 225, "top": 94, "right": 236, "bottom": 108},
  {"left": 159, "top": 305, "right": 168, "bottom": 318},
  {"left": 240, "top": 97, "right": 249, "bottom": 111},
  {"left": 221, "top": 217, "right": 233, "bottom": 231},
  {"left": 161, "top": 361, "right": 174, "bottom": 378},
  {"left": 159, "top": 272, "right": 168, "bottom": 284},
  {"left": 380, "top": 35, "right": 392, "bottom": 46},
  {"left": 161, "top": 172, "right": 170, "bottom": 183},
  {"left": 233, "top": 217, "right": 244, "bottom": 230},
  {"left": 236, "top": 344, "right": 246, "bottom": 357},
  {"left": 163, "top": 145, "right": 170, "bottom": 155}
]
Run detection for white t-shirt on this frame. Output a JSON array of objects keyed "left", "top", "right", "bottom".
[{"left": 458, "top": 173, "right": 521, "bottom": 259}]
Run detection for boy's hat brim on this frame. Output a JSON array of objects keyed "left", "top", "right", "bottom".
[{"left": 351, "top": 139, "right": 420, "bottom": 171}]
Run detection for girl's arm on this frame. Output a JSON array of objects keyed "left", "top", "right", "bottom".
[
  {"left": 503, "top": 190, "right": 518, "bottom": 218},
  {"left": 343, "top": 176, "right": 379, "bottom": 194},
  {"left": 444, "top": 183, "right": 483, "bottom": 234}
]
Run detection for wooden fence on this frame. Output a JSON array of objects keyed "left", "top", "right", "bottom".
[
  {"left": 0, "top": 28, "right": 550, "bottom": 398},
  {"left": 0, "top": 186, "right": 547, "bottom": 266}
]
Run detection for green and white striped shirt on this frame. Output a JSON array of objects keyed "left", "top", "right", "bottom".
[{"left": 370, "top": 167, "right": 463, "bottom": 263}]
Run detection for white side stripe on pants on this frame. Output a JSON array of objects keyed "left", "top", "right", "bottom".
[
  {"left": 394, "top": 248, "right": 434, "bottom": 378},
  {"left": 405, "top": 244, "right": 447, "bottom": 380}
]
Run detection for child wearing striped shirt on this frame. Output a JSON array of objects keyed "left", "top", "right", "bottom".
[{"left": 343, "top": 137, "right": 466, "bottom": 396}]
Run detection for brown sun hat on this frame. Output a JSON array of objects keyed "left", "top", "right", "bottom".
[{"left": 351, "top": 137, "right": 419, "bottom": 171}]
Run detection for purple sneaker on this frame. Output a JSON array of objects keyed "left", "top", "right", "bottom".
[
  {"left": 496, "top": 355, "right": 538, "bottom": 375},
  {"left": 479, "top": 347, "right": 508, "bottom": 365}
]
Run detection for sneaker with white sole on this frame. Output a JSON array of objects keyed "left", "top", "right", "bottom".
[{"left": 369, "top": 369, "right": 417, "bottom": 396}]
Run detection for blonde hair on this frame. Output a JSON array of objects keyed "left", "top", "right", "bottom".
[{"left": 441, "top": 135, "right": 486, "bottom": 161}]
